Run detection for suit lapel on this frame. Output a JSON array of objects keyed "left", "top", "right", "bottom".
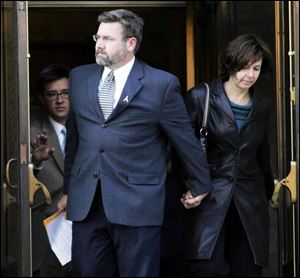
[
  {"left": 87, "top": 66, "right": 104, "bottom": 121},
  {"left": 107, "top": 60, "right": 144, "bottom": 121}
]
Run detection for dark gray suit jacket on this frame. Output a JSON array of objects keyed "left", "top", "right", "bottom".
[
  {"left": 64, "top": 59, "right": 212, "bottom": 226},
  {"left": 30, "top": 115, "right": 64, "bottom": 271}
]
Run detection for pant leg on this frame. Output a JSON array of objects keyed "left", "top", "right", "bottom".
[
  {"left": 71, "top": 185, "right": 117, "bottom": 277},
  {"left": 110, "top": 224, "right": 161, "bottom": 277}
]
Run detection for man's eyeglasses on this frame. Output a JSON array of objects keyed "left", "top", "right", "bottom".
[
  {"left": 44, "top": 91, "right": 69, "bottom": 101},
  {"left": 92, "top": 34, "right": 133, "bottom": 42},
  {"left": 93, "top": 34, "right": 100, "bottom": 42}
]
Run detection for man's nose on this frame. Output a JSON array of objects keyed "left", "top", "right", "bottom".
[{"left": 56, "top": 93, "right": 64, "bottom": 102}]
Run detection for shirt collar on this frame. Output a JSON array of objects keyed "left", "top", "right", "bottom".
[
  {"left": 102, "top": 56, "right": 135, "bottom": 80},
  {"left": 48, "top": 116, "right": 65, "bottom": 135}
]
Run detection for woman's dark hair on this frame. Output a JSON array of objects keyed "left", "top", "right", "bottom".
[
  {"left": 37, "top": 64, "right": 70, "bottom": 95},
  {"left": 221, "top": 34, "right": 273, "bottom": 80}
]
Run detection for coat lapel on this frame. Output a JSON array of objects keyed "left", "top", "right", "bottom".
[
  {"left": 87, "top": 66, "right": 104, "bottom": 121},
  {"left": 243, "top": 88, "right": 259, "bottom": 124},
  {"left": 107, "top": 60, "right": 144, "bottom": 121},
  {"left": 211, "top": 79, "right": 236, "bottom": 124}
]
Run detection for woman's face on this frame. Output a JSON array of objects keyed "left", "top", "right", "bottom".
[{"left": 232, "top": 59, "right": 262, "bottom": 90}]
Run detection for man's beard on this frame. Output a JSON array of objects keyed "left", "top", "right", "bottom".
[
  {"left": 95, "top": 53, "right": 112, "bottom": 67},
  {"left": 95, "top": 49, "right": 126, "bottom": 67}
]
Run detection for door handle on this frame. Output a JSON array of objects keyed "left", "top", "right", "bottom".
[
  {"left": 28, "top": 163, "right": 52, "bottom": 206},
  {"left": 5, "top": 158, "right": 18, "bottom": 189},
  {"left": 2, "top": 182, "right": 17, "bottom": 210},
  {"left": 271, "top": 161, "right": 297, "bottom": 208}
]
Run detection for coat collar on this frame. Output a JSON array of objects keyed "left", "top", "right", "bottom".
[
  {"left": 210, "top": 78, "right": 236, "bottom": 123},
  {"left": 210, "top": 77, "right": 263, "bottom": 126}
]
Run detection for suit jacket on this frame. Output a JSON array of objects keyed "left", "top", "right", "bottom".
[
  {"left": 64, "top": 59, "right": 211, "bottom": 226},
  {"left": 30, "top": 114, "right": 65, "bottom": 271},
  {"left": 184, "top": 77, "right": 274, "bottom": 266}
]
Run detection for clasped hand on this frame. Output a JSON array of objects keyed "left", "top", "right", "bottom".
[{"left": 181, "top": 190, "right": 208, "bottom": 209}]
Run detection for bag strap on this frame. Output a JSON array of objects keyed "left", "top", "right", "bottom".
[{"left": 199, "top": 82, "right": 210, "bottom": 138}]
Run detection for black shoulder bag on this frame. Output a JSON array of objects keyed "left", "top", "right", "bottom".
[{"left": 199, "top": 82, "right": 210, "bottom": 154}]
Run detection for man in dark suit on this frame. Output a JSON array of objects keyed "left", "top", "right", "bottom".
[
  {"left": 58, "top": 9, "right": 211, "bottom": 277},
  {"left": 31, "top": 64, "right": 71, "bottom": 276}
]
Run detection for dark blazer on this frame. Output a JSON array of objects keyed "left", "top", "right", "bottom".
[
  {"left": 64, "top": 59, "right": 211, "bottom": 226},
  {"left": 184, "top": 77, "right": 274, "bottom": 266},
  {"left": 30, "top": 115, "right": 65, "bottom": 271}
]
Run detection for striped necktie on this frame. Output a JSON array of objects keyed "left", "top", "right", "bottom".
[
  {"left": 61, "top": 126, "right": 66, "bottom": 157},
  {"left": 98, "top": 71, "right": 115, "bottom": 120}
]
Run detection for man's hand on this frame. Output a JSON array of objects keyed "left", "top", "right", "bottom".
[
  {"left": 57, "top": 194, "right": 68, "bottom": 218},
  {"left": 32, "top": 132, "right": 55, "bottom": 166},
  {"left": 180, "top": 190, "right": 208, "bottom": 209}
]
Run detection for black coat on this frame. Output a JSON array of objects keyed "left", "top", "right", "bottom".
[{"left": 183, "top": 77, "right": 274, "bottom": 266}]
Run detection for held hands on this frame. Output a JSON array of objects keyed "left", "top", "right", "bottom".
[
  {"left": 31, "top": 132, "right": 55, "bottom": 166},
  {"left": 181, "top": 190, "right": 208, "bottom": 209}
]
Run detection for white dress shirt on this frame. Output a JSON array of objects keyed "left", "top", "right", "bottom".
[
  {"left": 100, "top": 57, "right": 135, "bottom": 109},
  {"left": 49, "top": 116, "right": 66, "bottom": 154}
]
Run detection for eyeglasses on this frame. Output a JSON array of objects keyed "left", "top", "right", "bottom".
[
  {"left": 92, "top": 34, "right": 133, "bottom": 42},
  {"left": 44, "top": 90, "right": 69, "bottom": 101},
  {"left": 93, "top": 34, "right": 100, "bottom": 42}
]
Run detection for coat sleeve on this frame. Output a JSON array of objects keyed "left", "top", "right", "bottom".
[
  {"left": 159, "top": 77, "right": 211, "bottom": 197},
  {"left": 63, "top": 108, "right": 79, "bottom": 194}
]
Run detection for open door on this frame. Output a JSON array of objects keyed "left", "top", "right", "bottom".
[
  {"left": 272, "top": 1, "right": 299, "bottom": 276},
  {"left": 1, "top": 1, "right": 32, "bottom": 276}
]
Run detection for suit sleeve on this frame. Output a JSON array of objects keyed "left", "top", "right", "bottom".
[
  {"left": 159, "top": 77, "right": 212, "bottom": 197},
  {"left": 63, "top": 67, "right": 79, "bottom": 194}
]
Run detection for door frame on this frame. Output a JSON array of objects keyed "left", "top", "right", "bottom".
[{"left": 1, "top": 1, "right": 31, "bottom": 276}]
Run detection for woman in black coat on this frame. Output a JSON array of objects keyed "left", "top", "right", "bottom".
[{"left": 182, "top": 34, "right": 274, "bottom": 277}]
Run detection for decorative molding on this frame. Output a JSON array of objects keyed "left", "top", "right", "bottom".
[{"left": 28, "top": 1, "right": 186, "bottom": 8}]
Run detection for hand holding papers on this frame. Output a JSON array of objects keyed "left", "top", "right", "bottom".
[{"left": 43, "top": 211, "right": 72, "bottom": 266}]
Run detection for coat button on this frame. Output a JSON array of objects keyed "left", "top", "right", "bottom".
[
  {"left": 99, "top": 149, "right": 104, "bottom": 153},
  {"left": 93, "top": 173, "right": 98, "bottom": 178}
]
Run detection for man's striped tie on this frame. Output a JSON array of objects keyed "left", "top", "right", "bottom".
[
  {"left": 98, "top": 71, "right": 115, "bottom": 120},
  {"left": 61, "top": 126, "right": 66, "bottom": 157}
]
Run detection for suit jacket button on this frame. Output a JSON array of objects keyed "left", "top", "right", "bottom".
[
  {"left": 99, "top": 149, "right": 104, "bottom": 153},
  {"left": 93, "top": 173, "right": 98, "bottom": 178}
]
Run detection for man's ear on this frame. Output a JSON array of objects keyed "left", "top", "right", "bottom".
[{"left": 127, "top": 37, "right": 137, "bottom": 52}]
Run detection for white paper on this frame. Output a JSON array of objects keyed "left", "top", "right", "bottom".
[{"left": 43, "top": 212, "right": 72, "bottom": 266}]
